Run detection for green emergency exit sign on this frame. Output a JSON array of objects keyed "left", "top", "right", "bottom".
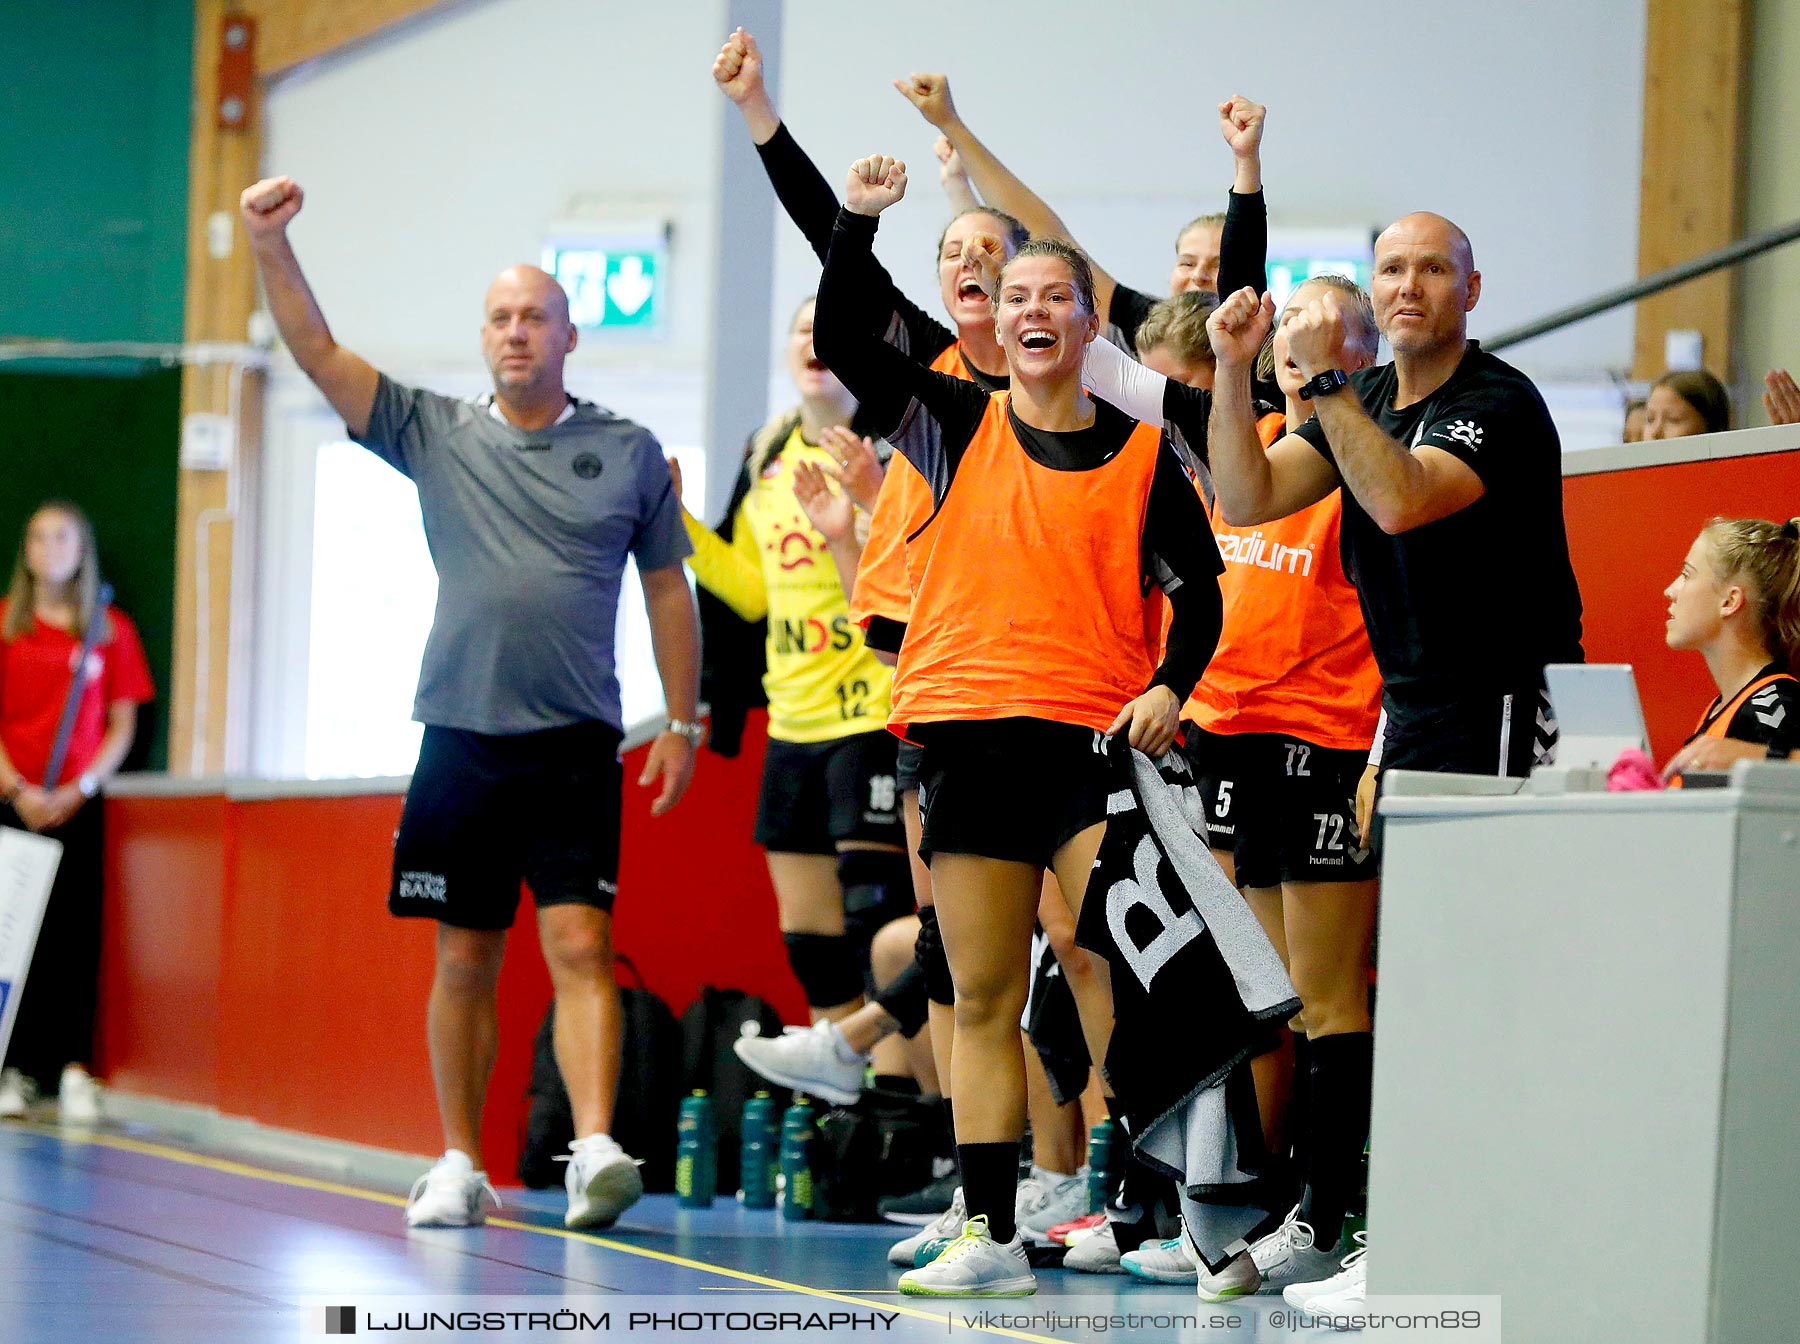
[{"left": 542, "top": 241, "right": 663, "bottom": 331}]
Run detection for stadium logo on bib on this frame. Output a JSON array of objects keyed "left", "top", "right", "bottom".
[{"left": 572, "top": 453, "right": 604, "bottom": 479}]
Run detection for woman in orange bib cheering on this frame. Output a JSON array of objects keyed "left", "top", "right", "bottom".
[{"left": 815, "top": 153, "right": 1223, "bottom": 1298}]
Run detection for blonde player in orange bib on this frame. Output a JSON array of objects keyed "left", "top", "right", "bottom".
[
  {"left": 814, "top": 152, "right": 1224, "bottom": 1297},
  {"left": 1661, "top": 516, "right": 1800, "bottom": 782}
]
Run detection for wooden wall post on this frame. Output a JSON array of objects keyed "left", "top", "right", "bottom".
[{"left": 1631, "top": 0, "right": 1749, "bottom": 380}]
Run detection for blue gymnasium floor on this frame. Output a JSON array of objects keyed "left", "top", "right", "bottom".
[{"left": 0, "top": 1117, "right": 1347, "bottom": 1342}]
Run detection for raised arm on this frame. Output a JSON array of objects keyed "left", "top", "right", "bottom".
[
  {"left": 1215, "top": 96, "right": 1268, "bottom": 303},
  {"left": 935, "top": 136, "right": 983, "bottom": 214},
  {"left": 1283, "top": 292, "right": 1484, "bottom": 533},
  {"left": 718, "top": 32, "right": 953, "bottom": 362},
  {"left": 814, "top": 160, "right": 986, "bottom": 438},
  {"left": 1206, "top": 288, "right": 1337, "bottom": 525},
  {"left": 894, "top": 73, "right": 1123, "bottom": 318},
  {"left": 239, "top": 177, "right": 379, "bottom": 437}
]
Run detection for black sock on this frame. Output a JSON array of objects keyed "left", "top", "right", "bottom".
[
  {"left": 872, "top": 1073, "right": 918, "bottom": 1095},
  {"left": 1299, "top": 1032, "right": 1373, "bottom": 1251},
  {"left": 1288, "top": 1033, "right": 1314, "bottom": 1173},
  {"left": 958, "top": 1141, "right": 1020, "bottom": 1243}
]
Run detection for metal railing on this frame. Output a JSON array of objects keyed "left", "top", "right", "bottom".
[{"left": 1485, "top": 217, "right": 1800, "bottom": 353}]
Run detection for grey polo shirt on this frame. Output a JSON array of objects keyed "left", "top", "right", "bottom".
[{"left": 351, "top": 375, "right": 692, "bottom": 735}]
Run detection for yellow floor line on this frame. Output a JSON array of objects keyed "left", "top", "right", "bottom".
[{"left": 24, "top": 1124, "right": 1067, "bottom": 1344}]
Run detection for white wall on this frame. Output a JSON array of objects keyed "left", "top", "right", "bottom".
[
  {"left": 262, "top": 0, "right": 734, "bottom": 451},
  {"left": 769, "top": 0, "right": 1647, "bottom": 384}
]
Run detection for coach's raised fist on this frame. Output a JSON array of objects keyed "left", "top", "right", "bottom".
[
  {"left": 712, "top": 27, "right": 764, "bottom": 104},
  {"left": 1219, "top": 95, "right": 1266, "bottom": 158},
  {"left": 846, "top": 156, "right": 907, "bottom": 216},
  {"left": 894, "top": 73, "right": 958, "bottom": 129},
  {"left": 1284, "top": 293, "right": 1352, "bottom": 380},
  {"left": 240, "top": 176, "right": 303, "bottom": 237},
  {"left": 1206, "top": 287, "right": 1274, "bottom": 369}
]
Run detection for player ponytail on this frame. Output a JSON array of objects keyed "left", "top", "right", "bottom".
[{"left": 1701, "top": 515, "right": 1800, "bottom": 676}]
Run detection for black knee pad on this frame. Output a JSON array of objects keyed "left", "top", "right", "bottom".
[
  {"left": 873, "top": 959, "right": 930, "bottom": 1037},
  {"left": 838, "top": 848, "right": 914, "bottom": 953},
  {"left": 913, "top": 905, "right": 954, "bottom": 1006},
  {"left": 783, "top": 932, "right": 864, "bottom": 1009}
]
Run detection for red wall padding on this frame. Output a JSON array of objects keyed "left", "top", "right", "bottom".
[
  {"left": 92, "top": 443, "right": 1799, "bottom": 1176},
  {"left": 96, "top": 712, "right": 804, "bottom": 1181}
]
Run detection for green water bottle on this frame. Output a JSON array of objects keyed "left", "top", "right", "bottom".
[
  {"left": 1086, "top": 1118, "right": 1117, "bottom": 1214},
  {"left": 676, "top": 1090, "right": 717, "bottom": 1207},
  {"left": 779, "top": 1097, "right": 816, "bottom": 1221},
  {"left": 739, "top": 1092, "right": 778, "bottom": 1209}
]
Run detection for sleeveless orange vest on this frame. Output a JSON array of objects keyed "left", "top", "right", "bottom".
[
  {"left": 1670, "top": 670, "right": 1797, "bottom": 787},
  {"left": 1185, "top": 411, "right": 1382, "bottom": 750},
  {"left": 1691, "top": 671, "right": 1796, "bottom": 741},
  {"left": 892, "top": 391, "right": 1164, "bottom": 735},
  {"left": 849, "top": 342, "right": 977, "bottom": 628}
]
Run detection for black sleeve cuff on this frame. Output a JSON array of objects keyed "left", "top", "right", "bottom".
[{"left": 864, "top": 615, "right": 906, "bottom": 655}]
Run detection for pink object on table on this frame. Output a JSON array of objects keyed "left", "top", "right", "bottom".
[{"left": 1607, "top": 746, "right": 1666, "bottom": 792}]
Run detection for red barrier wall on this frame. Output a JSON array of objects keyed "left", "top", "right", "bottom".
[
  {"left": 1563, "top": 447, "right": 1800, "bottom": 760},
  {"left": 96, "top": 712, "right": 802, "bottom": 1181},
  {"left": 91, "top": 440, "right": 1798, "bottom": 1178}
]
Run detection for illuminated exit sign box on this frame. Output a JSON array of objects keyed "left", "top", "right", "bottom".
[{"left": 542, "top": 225, "right": 669, "bottom": 334}]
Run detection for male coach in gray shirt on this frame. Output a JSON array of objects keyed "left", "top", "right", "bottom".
[{"left": 241, "top": 174, "right": 702, "bottom": 1233}]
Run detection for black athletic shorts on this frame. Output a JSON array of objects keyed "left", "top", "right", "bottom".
[
  {"left": 390, "top": 721, "right": 624, "bottom": 930},
  {"left": 914, "top": 718, "right": 1112, "bottom": 868},
  {"left": 754, "top": 729, "right": 903, "bottom": 854},
  {"left": 895, "top": 740, "right": 924, "bottom": 796},
  {"left": 1183, "top": 725, "right": 1376, "bottom": 888},
  {"left": 1368, "top": 682, "right": 1560, "bottom": 854}
]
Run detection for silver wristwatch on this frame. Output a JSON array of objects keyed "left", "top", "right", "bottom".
[{"left": 666, "top": 718, "right": 706, "bottom": 746}]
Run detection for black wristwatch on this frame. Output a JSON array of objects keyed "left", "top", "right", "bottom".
[
  {"left": 1299, "top": 368, "right": 1350, "bottom": 401},
  {"left": 1767, "top": 740, "right": 1792, "bottom": 761}
]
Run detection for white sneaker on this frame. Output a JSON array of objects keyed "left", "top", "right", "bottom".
[
  {"left": 732, "top": 1022, "right": 867, "bottom": 1108},
  {"left": 405, "top": 1150, "right": 500, "bottom": 1227},
  {"left": 1017, "top": 1166, "right": 1089, "bottom": 1244},
  {"left": 1283, "top": 1230, "right": 1368, "bottom": 1313},
  {"left": 1122, "top": 1225, "right": 1199, "bottom": 1283},
  {"left": 560, "top": 1132, "right": 644, "bottom": 1229},
  {"left": 898, "top": 1216, "right": 1036, "bottom": 1297},
  {"left": 888, "top": 1186, "right": 966, "bottom": 1266},
  {"left": 1250, "top": 1204, "right": 1340, "bottom": 1295},
  {"left": 58, "top": 1065, "right": 102, "bottom": 1125},
  {"left": 1061, "top": 1218, "right": 1123, "bottom": 1273},
  {"left": 0, "top": 1068, "right": 34, "bottom": 1119},
  {"left": 1196, "top": 1248, "right": 1262, "bottom": 1302}
]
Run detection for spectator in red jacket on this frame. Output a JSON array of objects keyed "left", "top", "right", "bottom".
[{"left": 0, "top": 500, "right": 154, "bottom": 1122}]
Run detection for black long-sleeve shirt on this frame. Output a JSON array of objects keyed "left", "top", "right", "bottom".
[
  {"left": 815, "top": 208, "right": 1224, "bottom": 702},
  {"left": 1106, "top": 187, "right": 1269, "bottom": 352},
  {"left": 756, "top": 123, "right": 971, "bottom": 371}
]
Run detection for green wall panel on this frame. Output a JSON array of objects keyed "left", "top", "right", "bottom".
[{"left": 0, "top": 369, "right": 182, "bottom": 770}]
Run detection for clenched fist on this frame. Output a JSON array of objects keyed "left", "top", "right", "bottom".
[
  {"left": 893, "top": 73, "right": 958, "bottom": 129},
  {"left": 240, "top": 176, "right": 304, "bottom": 238},
  {"left": 846, "top": 156, "right": 908, "bottom": 217},
  {"left": 1218, "top": 95, "right": 1266, "bottom": 158},
  {"left": 1207, "top": 286, "right": 1275, "bottom": 369},
  {"left": 712, "top": 26, "right": 764, "bottom": 105},
  {"left": 1283, "top": 291, "right": 1354, "bottom": 381}
]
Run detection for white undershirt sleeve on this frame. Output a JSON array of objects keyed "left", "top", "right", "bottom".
[{"left": 1081, "top": 333, "right": 1170, "bottom": 427}]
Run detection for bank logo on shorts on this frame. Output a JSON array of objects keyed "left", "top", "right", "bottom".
[{"left": 398, "top": 870, "right": 448, "bottom": 903}]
